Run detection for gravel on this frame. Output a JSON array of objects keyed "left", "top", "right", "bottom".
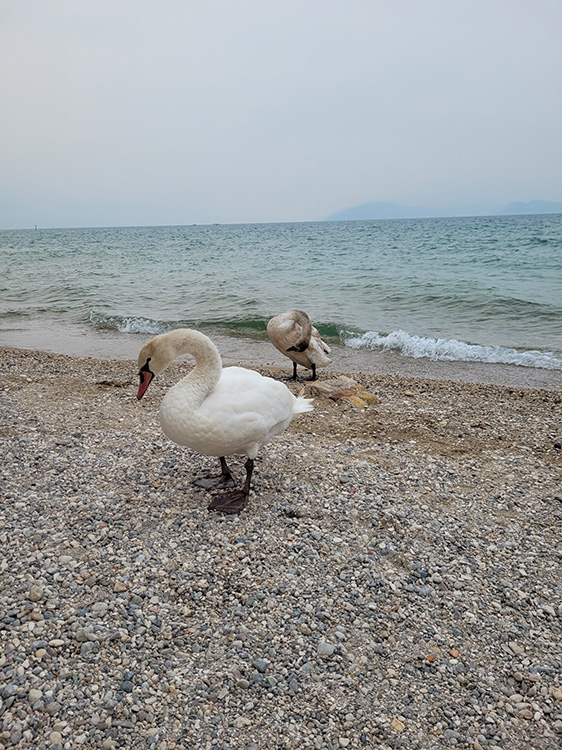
[{"left": 1, "top": 346, "right": 561, "bottom": 749}]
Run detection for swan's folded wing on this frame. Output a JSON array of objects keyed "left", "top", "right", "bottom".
[
  {"left": 312, "top": 326, "right": 331, "bottom": 354},
  {"left": 198, "top": 368, "right": 297, "bottom": 444},
  {"left": 202, "top": 369, "right": 292, "bottom": 421}
]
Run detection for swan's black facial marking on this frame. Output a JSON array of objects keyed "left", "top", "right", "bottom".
[{"left": 137, "top": 358, "right": 154, "bottom": 400}]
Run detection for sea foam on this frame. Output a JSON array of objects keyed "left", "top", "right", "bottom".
[
  {"left": 344, "top": 329, "right": 562, "bottom": 370},
  {"left": 89, "top": 312, "right": 169, "bottom": 335}
]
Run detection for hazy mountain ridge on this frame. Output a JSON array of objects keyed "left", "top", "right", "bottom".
[
  {"left": 497, "top": 200, "right": 562, "bottom": 215},
  {"left": 324, "top": 199, "right": 562, "bottom": 221}
]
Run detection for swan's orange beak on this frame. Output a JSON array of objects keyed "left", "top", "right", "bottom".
[{"left": 137, "top": 369, "right": 153, "bottom": 400}]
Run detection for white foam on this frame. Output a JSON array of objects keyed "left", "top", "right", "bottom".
[
  {"left": 344, "top": 329, "right": 562, "bottom": 370},
  {"left": 116, "top": 317, "right": 166, "bottom": 334},
  {"left": 89, "top": 312, "right": 167, "bottom": 335}
]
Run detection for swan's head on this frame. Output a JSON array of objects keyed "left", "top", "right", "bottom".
[
  {"left": 137, "top": 328, "right": 220, "bottom": 399},
  {"left": 287, "top": 342, "right": 309, "bottom": 354},
  {"left": 136, "top": 334, "right": 174, "bottom": 400}
]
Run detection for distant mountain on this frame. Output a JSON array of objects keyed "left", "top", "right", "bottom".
[
  {"left": 324, "top": 202, "right": 435, "bottom": 221},
  {"left": 324, "top": 199, "right": 562, "bottom": 222},
  {"left": 497, "top": 200, "right": 562, "bottom": 215}
]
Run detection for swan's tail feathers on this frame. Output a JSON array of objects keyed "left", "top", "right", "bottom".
[{"left": 293, "top": 395, "right": 314, "bottom": 414}]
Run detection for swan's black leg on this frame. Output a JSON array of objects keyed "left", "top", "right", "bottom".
[
  {"left": 279, "top": 361, "right": 298, "bottom": 382},
  {"left": 304, "top": 363, "right": 317, "bottom": 381},
  {"left": 208, "top": 458, "right": 254, "bottom": 514},
  {"left": 193, "top": 456, "right": 235, "bottom": 491},
  {"left": 241, "top": 458, "right": 254, "bottom": 495}
]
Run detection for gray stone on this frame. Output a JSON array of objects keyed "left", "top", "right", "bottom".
[
  {"left": 29, "top": 585, "right": 43, "bottom": 602},
  {"left": 28, "top": 688, "right": 43, "bottom": 704},
  {"left": 46, "top": 701, "right": 61, "bottom": 716},
  {"left": 80, "top": 641, "right": 97, "bottom": 658},
  {"left": 252, "top": 658, "right": 268, "bottom": 673}
]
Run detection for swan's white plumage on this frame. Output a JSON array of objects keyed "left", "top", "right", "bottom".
[
  {"left": 161, "top": 365, "right": 309, "bottom": 458},
  {"left": 267, "top": 310, "right": 331, "bottom": 373},
  {"left": 138, "top": 329, "right": 313, "bottom": 463}
]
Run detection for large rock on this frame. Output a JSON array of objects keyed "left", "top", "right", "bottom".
[{"left": 301, "top": 377, "right": 378, "bottom": 407}]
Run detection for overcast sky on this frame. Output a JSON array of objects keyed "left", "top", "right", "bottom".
[{"left": 1, "top": 0, "right": 561, "bottom": 228}]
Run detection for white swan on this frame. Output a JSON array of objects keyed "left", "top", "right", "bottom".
[
  {"left": 267, "top": 310, "right": 332, "bottom": 381},
  {"left": 137, "top": 329, "right": 313, "bottom": 514}
]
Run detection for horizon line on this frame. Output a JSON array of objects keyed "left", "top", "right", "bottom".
[{"left": 3, "top": 209, "right": 562, "bottom": 232}]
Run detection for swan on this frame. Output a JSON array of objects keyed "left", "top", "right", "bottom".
[
  {"left": 267, "top": 310, "right": 332, "bottom": 381},
  {"left": 136, "top": 329, "right": 313, "bottom": 514}
]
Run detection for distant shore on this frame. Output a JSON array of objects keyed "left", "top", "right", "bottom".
[{"left": 1, "top": 319, "right": 561, "bottom": 391}]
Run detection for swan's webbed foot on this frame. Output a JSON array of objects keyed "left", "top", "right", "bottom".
[
  {"left": 208, "top": 490, "right": 249, "bottom": 515},
  {"left": 207, "top": 458, "right": 253, "bottom": 515},
  {"left": 283, "top": 375, "right": 313, "bottom": 383},
  {"left": 192, "top": 457, "right": 235, "bottom": 491},
  {"left": 193, "top": 475, "right": 236, "bottom": 490},
  {"left": 292, "top": 373, "right": 316, "bottom": 383},
  {"left": 285, "top": 364, "right": 317, "bottom": 382}
]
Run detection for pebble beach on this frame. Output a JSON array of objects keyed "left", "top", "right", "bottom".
[{"left": 1, "top": 344, "right": 562, "bottom": 750}]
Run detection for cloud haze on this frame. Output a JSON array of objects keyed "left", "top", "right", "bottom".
[{"left": 1, "top": 0, "right": 561, "bottom": 228}]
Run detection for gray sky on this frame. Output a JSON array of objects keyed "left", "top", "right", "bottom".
[{"left": 1, "top": 0, "right": 561, "bottom": 228}]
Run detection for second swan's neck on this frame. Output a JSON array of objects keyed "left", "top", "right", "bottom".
[{"left": 292, "top": 310, "right": 312, "bottom": 350}]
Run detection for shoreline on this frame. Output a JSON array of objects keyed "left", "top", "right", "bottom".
[{"left": 1, "top": 321, "right": 561, "bottom": 392}]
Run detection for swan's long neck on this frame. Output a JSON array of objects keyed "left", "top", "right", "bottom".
[
  {"left": 166, "top": 330, "right": 222, "bottom": 410},
  {"left": 292, "top": 310, "right": 312, "bottom": 349}
]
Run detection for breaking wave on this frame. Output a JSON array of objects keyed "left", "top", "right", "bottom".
[{"left": 343, "top": 329, "right": 562, "bottom": 370}]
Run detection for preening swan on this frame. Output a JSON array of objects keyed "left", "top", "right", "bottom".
[
  {"left": 137, "top": 329, "right": 313, "bottom": 514},
  {"left": 267, "top": 310, "right": 332, "bottom": 381}
]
